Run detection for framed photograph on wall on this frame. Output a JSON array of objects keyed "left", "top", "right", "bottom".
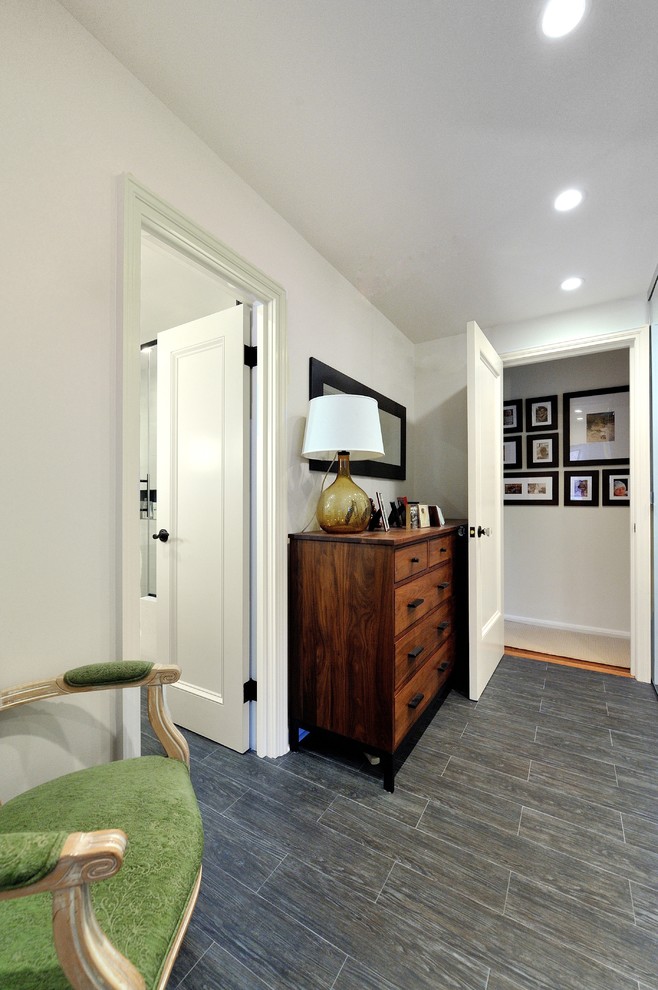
[
  {"left": 504, "top": 472, "right": 559, "bottom": 505},
  {"left": 525, "top": 394, "right": 558, "bottom": 432},
  {"left": 563, "top": 386, "right": 629, "bottom": 466},
  {"left": 602, "top": 469, "right": 630, "bottom": 506},
  {"left": 526, "top": 433, "right": 559, "bottom": 468},
  {"left": 564, "top": 470, "right": 599, "bottom": 507},
  {"left": 503, "top": 399, "right": 523, "bottom": 434},
  {"left": 503, "top": 436, "right": 522, "bottom": 469}
]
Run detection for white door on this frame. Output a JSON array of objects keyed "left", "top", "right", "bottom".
[
  {"left": 156, "top": 305, "right": 250, "bottom": 751},
  {"left": 467, "top": 320, "right": 505, "bottom": 699}
]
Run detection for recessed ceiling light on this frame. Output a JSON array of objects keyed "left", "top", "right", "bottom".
[
  {"left": 554, "top": 188, "right": 583, "bottom": 212},
  {"left": 561, "top": 277, "right": 583, "bottom": 291},
  {"left": 542, "top": 0, "right": 587, "bottom": 38}
]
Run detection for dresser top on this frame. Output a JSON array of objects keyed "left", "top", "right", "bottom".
[{"left": 289, "top": 520, "right": 466, "bottom": 546}]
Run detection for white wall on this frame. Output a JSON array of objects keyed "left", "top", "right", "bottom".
[
  {"left": 288, "top": 284, "right": 415, "bottom": 532},
  {"left": 504, "top": 350, "right": 630, "bottom": 635},
  {"left": 414, "top": 334, "right": 468, "bottom": 518},
  {"left": 486, "top": 296, "right": 649, "bottom": 355},
  {"left": 0, "top": 0, "right": 414, "bottom": 798}
]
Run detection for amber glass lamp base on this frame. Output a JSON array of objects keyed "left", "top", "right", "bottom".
[{"left": 316, "top": 453, "right": 372, "bottom": 534}]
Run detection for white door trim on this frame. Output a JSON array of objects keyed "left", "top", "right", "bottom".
[
  {"left": 500, "top": 325, "right": 651, "bottom": 683},
  {"left": 118, "top": 175, "right": 288, "bottom": 757}
]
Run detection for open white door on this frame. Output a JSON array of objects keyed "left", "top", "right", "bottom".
[
  {"left": 467, "top": 320, "right": 505, "bottom": 699},
  {"left": 156, "top": 306, "right": 250, "bottom": 751}
]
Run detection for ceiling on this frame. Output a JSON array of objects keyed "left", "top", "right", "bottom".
[{"left": 59, "top": 0, "right": 658, "bottom": 343}]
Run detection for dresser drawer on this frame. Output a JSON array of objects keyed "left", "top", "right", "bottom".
[
  {"left": 394, "top": 564, "right": 454, "bottom": 633},
  {"left": 432, "top": 560, "right": 453, "bottom": 606},
  {"left": 394, "top": 542, "right": 428, "bottom": 582},
  {"left": 394, "top": 657, "right": 441, "bottom": 748},
  {"left": 394, "top": 600, "right": 455, "bottom": 686},
  {"left": 429, "top": 535, "right": 453, "bottom": 569},
  {"left": 393, "top": 640, "right": 455, "bottom": 748},
  {"left": 432, "top": 636, "right": 455, "bottom": 681}
]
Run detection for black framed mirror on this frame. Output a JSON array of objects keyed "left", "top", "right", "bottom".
[{"left": 308, "top": 358, "right": 407, "bottom": 480}]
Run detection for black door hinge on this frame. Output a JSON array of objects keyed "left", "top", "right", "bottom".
[
  {"left": 243, "top": 678, "right": 257, "bottom": 703},
  {"left": 244, "top": 345, "right": 257, "bottom": 369}
]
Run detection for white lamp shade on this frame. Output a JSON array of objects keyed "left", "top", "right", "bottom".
[{"left": 302, "top": 394, "right": 384, "bottom": 461}]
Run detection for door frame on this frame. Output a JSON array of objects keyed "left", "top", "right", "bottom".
[
  {"left": 118, "top": 175, "right": 288, "bottom": 757},
  {"left": 500, "top": 324, "right": 651, "bottom": 683}
]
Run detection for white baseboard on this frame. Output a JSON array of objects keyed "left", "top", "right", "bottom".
[{"left": 505, "top": 615, "right": 630, "bottom": 641}]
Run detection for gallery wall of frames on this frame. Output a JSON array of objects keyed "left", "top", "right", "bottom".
[{"left": 503, "top": 386, "right": 630, "bottom": 508}]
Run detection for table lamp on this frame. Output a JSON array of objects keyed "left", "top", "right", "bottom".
[{"left": 302, "top": 393, "right": 384, "bottom": 533}]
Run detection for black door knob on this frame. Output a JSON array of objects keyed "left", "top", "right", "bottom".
[{"left": 152, "top": 529, "right": 170, "bottom": 542}]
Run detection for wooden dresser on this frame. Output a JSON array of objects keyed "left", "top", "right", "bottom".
[{"left": 288, "top": 523, "right": 466, "bottom": 790}]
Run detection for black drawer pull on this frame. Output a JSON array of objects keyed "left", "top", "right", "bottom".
[
  {"left": 437, "top": 582, "right": 450, "bottom": 590},
  {"left": 411, "top": 556, "right": 420, "bottom": 563},
  {"left": 437, "top": 621, "right": 450, "bottom": 632},
  {"left": 408, "top": 598, "right": 424, "bottom": 609},
  {"left": 408, "top": 693, "right": 424, "bottom": 709},
  {"left": 407, "top": 646, "right": 424, "bottom": 660},
  {"left": 440, "top": 547, "right": 448, "bottom": 554},
  {"left": 438, "top": 661, "right": 450, "bottom": 671}
]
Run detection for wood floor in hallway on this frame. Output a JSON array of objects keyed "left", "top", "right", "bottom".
[{"left": 141, "top": 655, "right": 658, "bottom": 990}]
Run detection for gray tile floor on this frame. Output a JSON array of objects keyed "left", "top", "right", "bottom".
[{"left": 143, "top": 655, "right": 658, "bottom": 990}]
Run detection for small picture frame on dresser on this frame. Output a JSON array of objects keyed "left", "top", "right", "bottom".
[
  {"left": 428, "top": 505, "right": 445, "bottom": 527},
  {"left": 406, "top": 503, "right": 420, "bottom": 529},
  {"left": 418, "top": 504, "right": 430, "bottom": 528},
  {"left": 376, "top": 491, "right": 390, "bottom": 530}
]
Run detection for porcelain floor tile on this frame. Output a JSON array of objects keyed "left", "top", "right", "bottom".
[
  {"left": 504, "top": 873, "right": 658, "bottom": 986},
  {"left": 260, "top": 855, "right": 490, "bottom": 990},
  {"left": 417, "top": 799, "right": 634, "bottom": 918},
  {"left": 379, "top": 862, "right": 637, "bottom": 990},
  {"left": 222, "top": 788, "right": 395, "bottom": 897},
  {"left": 441, "top": 756, "right": 625, "bottom": 840},
  {"left": 319, "top": 794, "right": 510, "bottom": 912},
  {"left": 519, "top": 806, "right": 658, "bottom": 891}
]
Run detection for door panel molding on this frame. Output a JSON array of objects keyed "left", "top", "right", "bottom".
[
  {"left": 119, "top": 174, "right": 288, "bottom": 757},
  {"left": 176, "top": 681, "right": 225, "bottom": 704}
]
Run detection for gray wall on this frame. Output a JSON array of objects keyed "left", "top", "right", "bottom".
[{"left": 504, "top": 350, "right": 630, "bottom": 635}]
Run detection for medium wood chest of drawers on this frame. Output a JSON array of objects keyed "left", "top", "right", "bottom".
[{"left": 288, "top": 524, "right": 465, "bottom": 790}]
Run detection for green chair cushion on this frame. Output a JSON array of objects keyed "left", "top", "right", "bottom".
[
  {"left": 0, "top": 756, "right": 203, "bottom": 990},
  {"left": 63, "top": 661, "right": 154, "bottom": 687},
  {"left": 0, "top": 832, "right": 68, "bottom": 892}
]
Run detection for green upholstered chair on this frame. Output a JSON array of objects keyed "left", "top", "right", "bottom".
[{"left": 0, "top": 662, "right": 204, "bottom": 990}]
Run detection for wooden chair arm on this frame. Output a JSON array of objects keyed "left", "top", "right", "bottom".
[
  {"left": 0, "top": 829, "right": 126, "bottom": 901},
  {"left": 0, "top": 662, "right": 190, "bottom": 766},
  {"left": 0, "top": 830, "right": 146, "bottom": 990}
]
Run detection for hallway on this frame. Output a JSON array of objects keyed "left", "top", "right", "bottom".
[{"left": 143, "top": 656, "right": 658, "bottom": 990}]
